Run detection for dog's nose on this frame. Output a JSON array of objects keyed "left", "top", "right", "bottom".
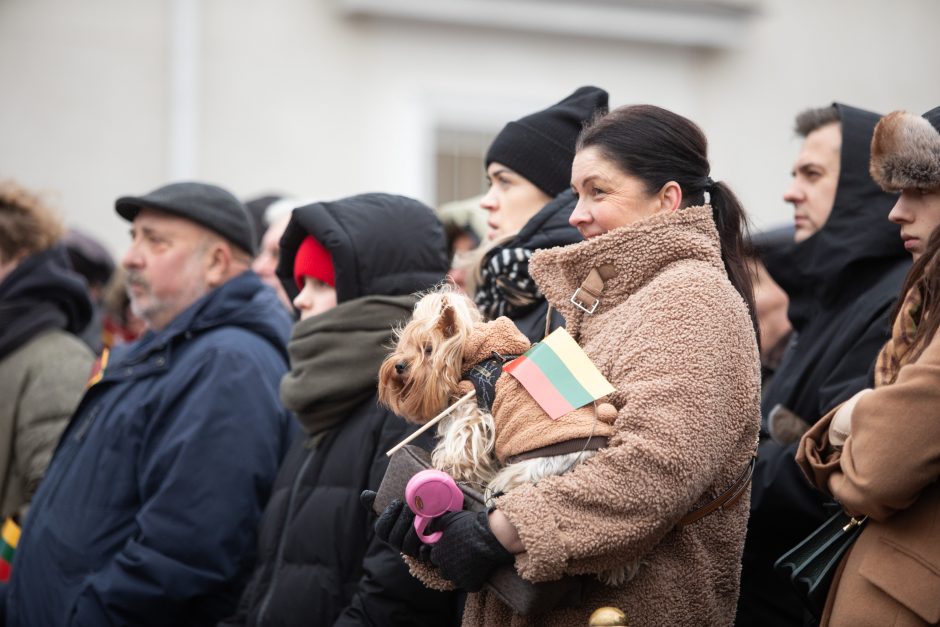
[{"left": 395, "top": 362, "right": 406, "bottom": 375}]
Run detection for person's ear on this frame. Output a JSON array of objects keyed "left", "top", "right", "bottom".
[
  {"left": 657, "top": 181, "right": 683, "bottom": 213},
  {"left": 204, "top": 240, "right": 232, "bottom": 287}
]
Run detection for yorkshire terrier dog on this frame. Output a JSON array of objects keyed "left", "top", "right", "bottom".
[
  {"left": 377, "top": 287, "right": 512, "bottom": 489},
  {"left": 378, "top": 286, "right": 637, "bottom": 584}
]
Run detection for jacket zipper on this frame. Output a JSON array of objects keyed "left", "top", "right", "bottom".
[{"left": 255, "top": 446, "right": 316, "bottom": 625}]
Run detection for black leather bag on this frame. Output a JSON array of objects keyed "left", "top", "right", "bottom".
[
  {"left": 774, "top": 510, "right": 867, "bottom": 619},
  {"left": 374, "top": 444, "right": 586, "bottom": 615}
]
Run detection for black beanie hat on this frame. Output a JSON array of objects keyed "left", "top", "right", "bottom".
[
  {"left": 485, "top": 86, "right": 609, "bottom": 198},
  {"left": 116, "top": 181, "right": 257, "bottom": 255}
]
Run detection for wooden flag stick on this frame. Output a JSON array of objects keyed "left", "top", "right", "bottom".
[{"left": 385, "top": 390, "right": 476, "bottom": 457}]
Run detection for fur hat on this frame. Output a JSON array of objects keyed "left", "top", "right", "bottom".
[{"left": 870, "top": 106, "right": 940, "bottom": 191}]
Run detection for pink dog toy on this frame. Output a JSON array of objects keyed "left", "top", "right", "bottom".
[{"left": 405, "top": 469, "right": 464, "bottom": 544}]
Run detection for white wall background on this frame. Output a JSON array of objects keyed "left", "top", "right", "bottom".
[{"left": 0, "top": 0, "right": 937, "bottom": 257}]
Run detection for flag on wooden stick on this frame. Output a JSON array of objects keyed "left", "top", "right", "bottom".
[{"left": 504, "top": 327, "right": 615, "bottom": 419}]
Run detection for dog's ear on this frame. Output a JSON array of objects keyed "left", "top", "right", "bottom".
[{"left": 438, "top": 301, "right": 459, "bottom": 337}]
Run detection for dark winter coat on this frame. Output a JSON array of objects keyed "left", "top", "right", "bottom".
[
  {"left": 478, "top": 190, "right": 582, "bottom": 343},
  {"left": 4, "top": 271, "right": 296, "bottom": 627},
  {"left": 737, "top": 104, "right": 911, "bottom": 627},
  {"left": 222, "top": 194, "right": 460, "bottom": 627},
  {"left": 0, "top": 246, "right": 94, "bottom": 520}
]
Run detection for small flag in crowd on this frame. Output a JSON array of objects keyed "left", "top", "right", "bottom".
[
  {"left": 504, "top": 327, "right": 615, "bottom": 419},
  {"left": 0, "top": 516, "right": 20, "bottom": 582},
  {"left": 86, "top": 346, "right": 110, "bottom": 389}
]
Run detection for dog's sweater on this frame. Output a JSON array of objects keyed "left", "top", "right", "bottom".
[{"left": 457, "top": 317, "right": 617, "bottom": 464}]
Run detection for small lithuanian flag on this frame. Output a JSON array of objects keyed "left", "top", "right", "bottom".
[
  {"left": 0, "top": 516, "right": 20, "bottom": 582},
  {"left": 504, "top": 327, "right": 615, "bottom": 419}
]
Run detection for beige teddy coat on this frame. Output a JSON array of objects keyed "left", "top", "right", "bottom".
[{"left": 408, "top": 206, "right": 760, "bottom": 626}]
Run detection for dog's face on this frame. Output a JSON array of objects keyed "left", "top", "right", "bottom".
[{"left": 378, "top": 291, "right": 481, "bottom": 423}]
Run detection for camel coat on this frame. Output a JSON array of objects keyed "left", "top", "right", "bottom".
[
  {"left": 409, "top": 206, "right": 759, "bottom": 626},
  {"left": 797, "top": 288, "right": 940, "bottom": 626}
]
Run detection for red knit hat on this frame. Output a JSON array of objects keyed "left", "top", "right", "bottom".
[{"left": 293, "top": 235, "right": 335, "bottom": 290}]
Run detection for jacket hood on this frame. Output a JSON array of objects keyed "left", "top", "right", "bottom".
[
  {"left": 508, "top": 189, "right": 583, "bottom": 252},
  {"left": 276, "top": 193, "right": 449, "bottom": 305},
  {"left": 127, "top": 271, "right": 292, "bottom": 364},
  {"left": 765, "top": 103, "right": 908, "bottom": 318},
  {"left": 0, "top": 246, "right": 93, "bottom": 357}
]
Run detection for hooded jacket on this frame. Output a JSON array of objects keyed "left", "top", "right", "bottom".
[
  {"left": 476, "top": 190, "right": 582, "bottom": 343},
  {"left": 738, "top": 104, "right": 911, "bottom": 626},
  {"left": 5, "top": 271, "right": 296, "bottom": 627},
  {"left": 223, "top": 194, "right": 460, "bottom": 627},
  {"left": 0, "top": 246, "right": 94, "bottom": 520}
]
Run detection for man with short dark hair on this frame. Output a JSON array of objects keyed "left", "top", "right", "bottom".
[
  {"left": 736, "top": 105, "right": 911, "bottom": 626},
  {"left": 3, "top": 182, "right": 295, "bottom": 626},
  {"left": 786, "top": 107, "right": 843, "bottom": 244}
]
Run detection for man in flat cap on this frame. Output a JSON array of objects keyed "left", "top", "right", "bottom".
[{"left": 2, "top": 182, "right": 296, "bottom": 626}]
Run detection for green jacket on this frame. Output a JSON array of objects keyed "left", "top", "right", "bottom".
[{"left": 0, "top": 329, "right": 93, "bottom": 520}]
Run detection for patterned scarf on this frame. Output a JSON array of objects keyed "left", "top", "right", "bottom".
[
  {"left": 475, "top": 246, "right": 542, "bottom": 320},
  {"left": 874, "top": 283, "right": 924, "bottom": 386}
]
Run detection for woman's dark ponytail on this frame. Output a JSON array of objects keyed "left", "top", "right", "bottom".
[{"left": 708, "top": 181, "right": 758, "bottom": 338}]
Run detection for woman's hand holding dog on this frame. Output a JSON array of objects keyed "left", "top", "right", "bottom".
[{"left": 424, "top": 510, "right": 514, "bottom": 592}]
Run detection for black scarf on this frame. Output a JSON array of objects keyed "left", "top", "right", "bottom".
[{"left": 0, "top": 246, "right": 91, "bottom": 359}]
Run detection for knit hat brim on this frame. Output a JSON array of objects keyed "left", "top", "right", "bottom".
[{"left": 870, "top": 109, "right": 940, "bottom": 192}]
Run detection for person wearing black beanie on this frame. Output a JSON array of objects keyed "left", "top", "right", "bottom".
[{"left": 476, "top": 85, "right": 608, "bottom": 343}]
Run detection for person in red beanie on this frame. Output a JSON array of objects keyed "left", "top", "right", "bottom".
[
  {"left": 291, "top": 235, "right": 336, "bottom": 319},
  {"left": 221, "top": 193, "right": 459, "bottom": 627}
]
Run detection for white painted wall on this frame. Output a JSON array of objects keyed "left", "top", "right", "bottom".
[{"left": 0, "top": 0, "right": 937, "bottom": 256}]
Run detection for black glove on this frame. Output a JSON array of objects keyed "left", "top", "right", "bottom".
[
  {"left": 428, "top": 510, "right": 514, "bottom": 592},
  {"left": 363, "top": 491, "right": 431, "bottom": 561}
]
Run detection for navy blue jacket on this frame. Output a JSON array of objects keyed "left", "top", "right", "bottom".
[{"left": 5, "top": 271, "right": 296, "bottom": 626}]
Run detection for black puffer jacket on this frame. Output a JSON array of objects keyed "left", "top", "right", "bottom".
[
  {"left": 737, "top": 104, "right": 911, "bottom": 627},
  {"left": 476, "top": 190, "right": 582, "bottom": 343},
  {"left": 222, "top": 194, "right": 460, "bottom": 627}
]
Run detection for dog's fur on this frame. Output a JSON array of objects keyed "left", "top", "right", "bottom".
[
  {"left": 870, "top": 109, "right": 940, "bottom": 191},
  {"left": 379, "top": 287, "right": 638, "bottom": 585}
]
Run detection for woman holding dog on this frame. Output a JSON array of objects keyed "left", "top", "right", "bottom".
[
  {"left": 377, "top": 104, "right": 762, "bottom": 626},
  {"left": 796, "top": 107, "right": 940, "bottom": 626}
]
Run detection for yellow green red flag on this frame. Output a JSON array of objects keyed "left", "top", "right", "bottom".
[
  {"left": 0, "top": 516, "right": 20, "bottom": 582},
  {"left": 503, "top": 327, "right": 615, "bottom": 419}
]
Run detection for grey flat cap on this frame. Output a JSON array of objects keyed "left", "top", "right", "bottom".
[{"left": 115, "top": 181, "right": 257, "bottom": 255}]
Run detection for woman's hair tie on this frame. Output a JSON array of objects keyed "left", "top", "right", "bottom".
[{"left": 704, "top": 176, "right": 716, "bottom": 191}]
